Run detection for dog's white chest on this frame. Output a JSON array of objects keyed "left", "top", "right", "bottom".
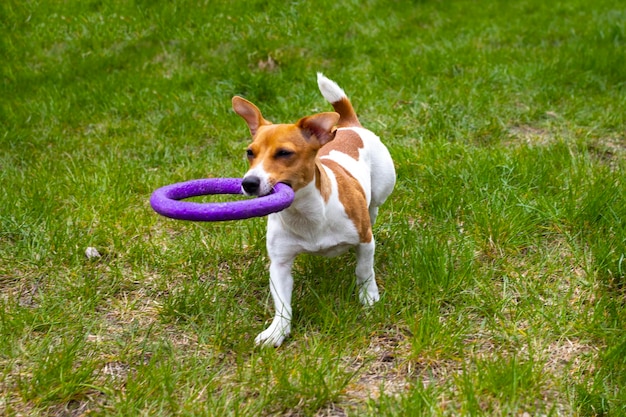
[{"left": 266, "top": 196, "right": 360, "bottom": 258}]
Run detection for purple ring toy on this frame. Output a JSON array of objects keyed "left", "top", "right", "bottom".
[{"left": 150, "top": 178, "right": 294, "bottom": 222}]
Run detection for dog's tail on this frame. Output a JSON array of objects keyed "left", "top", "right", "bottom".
[{"left": 317, "top": 73, "right": 362, "bottom": 128}]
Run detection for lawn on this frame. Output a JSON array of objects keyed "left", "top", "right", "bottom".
[{"left": 1, "top": 0, "right": 625, "bottom": 415}]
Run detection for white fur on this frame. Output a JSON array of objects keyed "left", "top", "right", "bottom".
[
  {"left": 253, "top": 77, "right": 396, "bottom": 347},
  {"left": 317, "top": 73, "right": 346, "bottom": 103}
]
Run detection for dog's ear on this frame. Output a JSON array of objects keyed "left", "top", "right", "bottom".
[
  {"left": 232, "top": 96, "right": 272, "bottom": 136},
  {"left": 297, "top": 112, "right": 340, "bottom": 147}
]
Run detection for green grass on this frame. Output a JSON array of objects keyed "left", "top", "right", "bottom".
[{"left": 1, "top": 0, "right": 625, "bottom": 415}]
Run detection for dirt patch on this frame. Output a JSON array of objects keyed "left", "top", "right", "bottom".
[
  {"left": 506, "top": 124, "right": 556, "bottom": 147},
  {"left": 587, "top": 135, "right": 626, "bottom": 171},
  {"left": 343, "top": 328, "right": 411, "bottom": 401}
]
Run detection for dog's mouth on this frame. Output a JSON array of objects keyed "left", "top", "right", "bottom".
[{"left": 241, "top": 175, "right": 294, "bottom": 197}]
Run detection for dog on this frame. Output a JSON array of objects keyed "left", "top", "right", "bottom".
[{"left": 232, "top": 73, "right": 395, "bottom": 346}]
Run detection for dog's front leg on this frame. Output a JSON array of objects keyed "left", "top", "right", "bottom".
[{"left": 255, "top": 257, "right": 295, "bottom": 347}]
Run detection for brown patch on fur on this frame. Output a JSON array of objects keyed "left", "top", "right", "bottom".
[
  {"left": 332, "top": 97, "right": 362, "bottom": 128},
  {"left": 318, "top": 129, "right": 364, "bottom": 160},
  {"left": 321, "top": 159, "right": 372, "bottom": 243},
  {"left": 315, "top": 161, "right": 332, "bottom": 203}
]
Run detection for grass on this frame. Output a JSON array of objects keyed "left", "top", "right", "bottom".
[{"left": 1, "top": 0, "right": 625, "bottom": 415}]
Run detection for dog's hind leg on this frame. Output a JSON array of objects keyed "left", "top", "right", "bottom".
[{"left": 355, "top": 240, "right": 380, "bottom": 306}]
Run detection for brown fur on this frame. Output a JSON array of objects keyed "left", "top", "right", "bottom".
[
  {"left": 314, "top": 161, "right": 332, "bottom": 202},
  {"left": 320, "top": 159, "right": 372, "bottom": 243},
  {"left": 331, "top": 97, "right": 362, "bottom": 128},
  {"left": 317, "top": 129, "right": 364, "bottom": 160}
]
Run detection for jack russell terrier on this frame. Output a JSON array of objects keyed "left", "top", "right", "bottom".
[{"left": 232, "top": 73, "right": 396, "bottom": 346}]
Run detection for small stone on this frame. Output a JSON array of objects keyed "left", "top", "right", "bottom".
[{"left": 85, "top": 247, "right": 101, "bottom": 259}]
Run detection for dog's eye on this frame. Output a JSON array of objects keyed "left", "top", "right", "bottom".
[
  {"left": 246, "top": 149, "right": 255, "bottom": 159},
  {"left": 275, "top": 149, "right": 294, "bottom": 158}
]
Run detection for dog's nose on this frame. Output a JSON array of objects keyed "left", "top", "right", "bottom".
[{"left": 242, "top": 176, "right": 261, "bottom": 195}]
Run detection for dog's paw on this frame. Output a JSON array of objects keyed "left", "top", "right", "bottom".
[
  {"left": 359, "top": 286, "right": 380, "bottom": 307},
  {"left": 255, "top": 322, "right": 290, "bottom": 347}
]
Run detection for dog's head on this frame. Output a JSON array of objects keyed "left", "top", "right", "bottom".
[{"left": 232, "top": 96, "right": 339, "bottom": 196}]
